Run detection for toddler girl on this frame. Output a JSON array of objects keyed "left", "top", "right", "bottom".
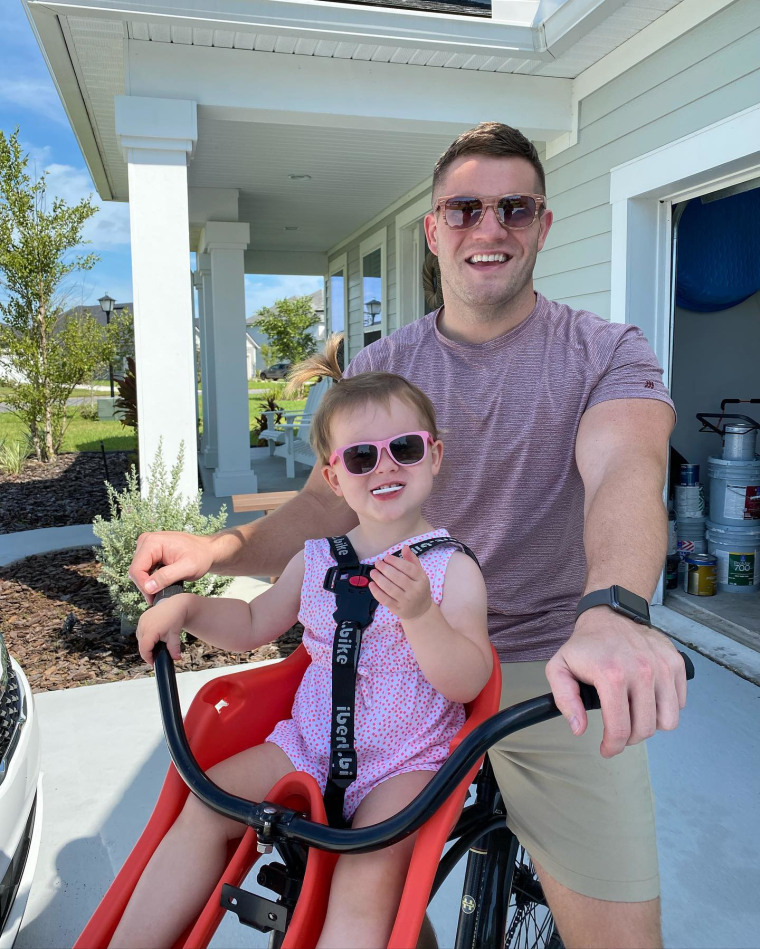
[{"left": 110, "top": 337, "right": 491, "bottom": 949}]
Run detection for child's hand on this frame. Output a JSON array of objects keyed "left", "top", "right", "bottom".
[
  {"left": 369, "top": 546, "right": 433, "bottom": 621},
  {"left": 136, "top": 594, "right": 189, "bottom": 665}
]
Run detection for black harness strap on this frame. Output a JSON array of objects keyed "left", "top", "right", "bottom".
[{"left": 322, "top": 534, "right": 479, "bottom": 827}]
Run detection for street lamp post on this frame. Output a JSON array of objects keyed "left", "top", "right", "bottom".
[{"left": 98, "top": 293, "right": 116, "bottom": 397}]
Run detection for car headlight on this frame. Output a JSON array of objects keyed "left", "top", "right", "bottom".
[{"left": 0, "top": 638, "right": 25, "bottom": 785}]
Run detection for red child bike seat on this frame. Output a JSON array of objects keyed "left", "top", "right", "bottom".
[{"left": 75, "top": 644, "right": 501, "bottom": 949}]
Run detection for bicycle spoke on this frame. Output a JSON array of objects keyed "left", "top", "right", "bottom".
[{"left": 504, "top": 847, "right": 562, "bottom": 949}]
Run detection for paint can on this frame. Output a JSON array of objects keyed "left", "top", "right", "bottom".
[
  {"left": 679, "top": 463, "right": 700, "bottom": 486},
  {"left": 723, "top": 424, "right": 758, "bottom": 462},
  {"left": 707, "top": 456, "right": 760, "bottom": 525},
  {"left": 677, "top": 514, "right": 707, "bottom": 559},
  {"left": 682, "top": 553, "right": 717, "bottom": 596},
  {"left": 705, "top": 519, "right": 760, "bottom": 594},
  {"left": 674, "top": 484, "right": 705, "bottom": 518},
  {"left": 665, "top": 553, "right": 680, "bottom": 590}
]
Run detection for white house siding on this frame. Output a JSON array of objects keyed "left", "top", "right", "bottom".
[
  {"left": 535, "top": 0, "right": 760, "bottom": 321},
  {"left": 329, "top": 0, "right": 759, "bottom": 353},
  {"left": 330, "top": 185, "right": 430, "bottom": 359}
]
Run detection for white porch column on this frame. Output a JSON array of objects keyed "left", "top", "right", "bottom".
[
  {"left": 195, "top": 254, "right": 218, "bottom": 468},
  {"left": 115, "top": 96, "right": 198, "bottom": 499},
  {"left": 198, "top": 221, "right": 258, "bottom": 497}
]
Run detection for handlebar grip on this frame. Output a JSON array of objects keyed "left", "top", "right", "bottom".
[
  {"left": 153, "top": 582, "right": 185, "bottom": 604},
  {"left": 578, "top": 650, "right": 695, "bottom": 711}
]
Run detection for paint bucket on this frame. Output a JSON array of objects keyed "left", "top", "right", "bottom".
[
  {"left": 682, "top": 552, "right": 717, "bottom": 596},
  {"left": 705, "top": 519, "right": 760, "bottom": 593},
  {"left": 679, "top": 463, "right": 700, "bottom": 486},
  {"left": 674, "top": 483, "right": 705, "bottom": 518},
  {"left": 676, "top": 514, "right": 707, "bottom": 560},
  {"left": 723, "top": 424, "right": 758, "bottom": 462},
  {"left": 707, "top": 456, "right": 760, "bottom": 526}
]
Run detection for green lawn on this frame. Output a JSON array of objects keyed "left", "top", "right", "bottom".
[
  {"left": 0, "top": 408, "right": 136, "bottom": 452},
  {"left": 0, "top": 391, "right": 307, "bottom": 453}
]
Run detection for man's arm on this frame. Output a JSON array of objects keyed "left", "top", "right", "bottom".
[
  {"left": 129, "top": 465, "right": 358, "bottom": 598},
  {"left": 545, "top": 397, "right": 687, "bottom": 758}
]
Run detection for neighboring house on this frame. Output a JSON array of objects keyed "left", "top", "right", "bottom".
[
  {"left": 23, "top": 0, "right": 759, "bottom": 528},
  {"left": 0, "top": 302, "right": 134, "bottom": 384}
]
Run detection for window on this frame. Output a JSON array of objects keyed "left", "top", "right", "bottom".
[
  {"left": 328, "top": 256, "right": 347, "bottom": 336},
  {"left": 359, "top": 229, "right": 387, "bottom": 348}
]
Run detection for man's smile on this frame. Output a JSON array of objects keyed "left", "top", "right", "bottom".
[{"left": 465, "top": 252, "right": 511, "bottom": 267}]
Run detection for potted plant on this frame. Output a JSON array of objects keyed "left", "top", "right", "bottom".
[{"left": 92, "top": 440, "right": 232, "bottom": 631}]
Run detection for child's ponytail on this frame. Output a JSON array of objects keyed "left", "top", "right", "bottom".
[
  {"left": 284, "top": 334, "right": 343, "bottom": 397},
  {"left": 282, "top": 334, "right": 437, "bottom": 466}
]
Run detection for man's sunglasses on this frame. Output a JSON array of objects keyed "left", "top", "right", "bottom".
[
  {"left": 434, "top": 193, "right": 546, "bottom": 231},
  {"left": 329, "top": 431, "right": 433, "bottom": 477}
]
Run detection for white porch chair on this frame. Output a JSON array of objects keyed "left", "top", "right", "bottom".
[{"left": 259, "top": 376, "right": 332, "bottom": 477}]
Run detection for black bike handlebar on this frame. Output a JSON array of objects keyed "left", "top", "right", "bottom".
[{"left": 152, "top": 641, "right": 694, "bottom": 855}]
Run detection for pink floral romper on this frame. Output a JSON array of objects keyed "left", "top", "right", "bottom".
[{"left": 266, "top": 529, "right": 465, "bottom": 821}]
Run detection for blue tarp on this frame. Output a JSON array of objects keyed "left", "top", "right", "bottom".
[{"left": 676, "top": 187, "right": 760, "bottom": 312}]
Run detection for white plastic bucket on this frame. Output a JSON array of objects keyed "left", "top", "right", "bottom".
[
  {"left": 705, "top": 519, "right": 760, "bottom": 593},
  {"left": 707, "top": 456, "right": 760, "bottom": 526},
  {"left": 723, "top": 425, "right": 757, "bottom": 461},
  {"left": 677, "top": 514, "right": 707, "bottom": 560}
]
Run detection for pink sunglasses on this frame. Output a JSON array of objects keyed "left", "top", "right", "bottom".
[{"left": 329, "top": 431, "right": 433, "bottom": 476}]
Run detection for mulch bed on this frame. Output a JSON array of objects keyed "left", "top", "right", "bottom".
[
  {"left": 0, "top": 451, "right": 135, "bottom": 533},
  {"left": 0, "top": 453, "right": 302, "bottom": 693}
]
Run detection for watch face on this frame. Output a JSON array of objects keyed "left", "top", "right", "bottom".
[{"left": 613, "top": 586, "right": 649, "bottom": 618}]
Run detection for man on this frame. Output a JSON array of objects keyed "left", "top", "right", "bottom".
[{"left": 130, "top": 123, "right": 684, "bottom": 948}]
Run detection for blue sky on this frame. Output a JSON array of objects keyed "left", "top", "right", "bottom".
[{"left": 0, "top": 2, "right": 322, "bottom": 317}]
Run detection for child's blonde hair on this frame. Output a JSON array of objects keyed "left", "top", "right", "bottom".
[{"left": 286, "top": 335, "right": 438, "bottom": 465}]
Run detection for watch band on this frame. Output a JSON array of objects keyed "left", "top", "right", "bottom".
[{"left": 576, "top": 586, "right": 651, "bottom": 626}]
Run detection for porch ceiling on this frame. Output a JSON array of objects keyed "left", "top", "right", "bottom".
[
  {"left": 25, "top": 0, "right": 686, "bottom": 268},
  {"left": 189, "top": 118, "right": 457, "bottom": 257}
]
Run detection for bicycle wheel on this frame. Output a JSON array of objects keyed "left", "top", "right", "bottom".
[{"left": 503, "top": 841, "right": 562, "bottom": 949}]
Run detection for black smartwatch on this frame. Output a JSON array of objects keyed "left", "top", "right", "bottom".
[{"left": 575, "top": 586, "right": 651, "bottom": 626}]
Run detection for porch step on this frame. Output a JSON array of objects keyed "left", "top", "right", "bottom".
[{"left": 664, "top": 587, "right": 760, "bottom": 653}]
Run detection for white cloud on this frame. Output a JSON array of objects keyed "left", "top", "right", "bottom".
[
  {"left": 0, "top": 78, "right": 69, "bottom": 126},
  {"left": 245, "top": 274, "right": 324, "bottom": 318},
  {"left": 42, "top": 162, "right": 131, "bottom": 249}
]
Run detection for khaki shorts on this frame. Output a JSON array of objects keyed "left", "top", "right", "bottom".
[{"left": 488, "top": 661, "right": 660, "bottom": 903}]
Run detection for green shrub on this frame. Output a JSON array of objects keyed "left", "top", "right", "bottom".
[
  {"left": 0, "top": 435, "right": 31, "bottom": 475},
  {"left": 77, "top": 401, "right": 99, "bottom": 421},
  {"left": 92, "top": 440, "right": 233, "bottom": 625},
  {"left": 251, "top": 388, "right": 283, "bottom": 447}
]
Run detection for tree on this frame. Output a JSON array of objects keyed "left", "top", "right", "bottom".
[
  {"left": 252, "top": 295, "right": 320, "bottom": 365},
  {"left": 0, "top": 128, "right": 130, "bottom": 460}
]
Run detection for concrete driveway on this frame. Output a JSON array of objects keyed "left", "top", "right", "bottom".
[{"left": 14, "top": 642, "right": 760, "bottom": 949}]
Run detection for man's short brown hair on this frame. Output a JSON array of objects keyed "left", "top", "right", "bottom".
[{"left": 432, "top": 122, "right": 546, "bottom": 199}]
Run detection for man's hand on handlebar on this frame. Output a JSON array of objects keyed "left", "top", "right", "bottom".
[
  {"left": 545, "top": 610, "right": 688, "bottom": 759},
  {"left": 129, "top": 531, "right": 214, "bottom": 603}
]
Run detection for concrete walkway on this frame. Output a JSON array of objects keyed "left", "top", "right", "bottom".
[{"left": 13, "top": 643, "right": 760, "bottom": 949}]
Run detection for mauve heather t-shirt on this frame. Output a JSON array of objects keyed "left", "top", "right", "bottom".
[{"left": 344, "top": 293, "right": 675, "bottom": 662}]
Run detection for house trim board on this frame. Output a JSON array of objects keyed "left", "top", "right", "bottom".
[
  {"left": 395, "top": 192, "right": 434, "bottom": 328},
  {"left": 27, "top": 0, "right": 546, "bottom": 59}
]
